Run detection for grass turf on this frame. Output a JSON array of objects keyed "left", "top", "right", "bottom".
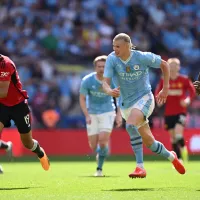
[{"left": 0, "top": 160, "right": 199, "bottom": 200}]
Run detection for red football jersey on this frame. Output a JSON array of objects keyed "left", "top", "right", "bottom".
[
  {"left": 155, "top": 75, "right": 196, "bottom": 116},
  {"left": 0, "top": 55, "right": 28, "bottom": 106}
]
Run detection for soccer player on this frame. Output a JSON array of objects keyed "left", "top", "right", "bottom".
[
  {"left": 193, "top": 72, "right": 200, "bottom": 95},
  {"left": 0, "top": 140, "right": 13, "bottom": 160},
  {"left": 102, "top": 33, "right": 185, "bottom": 178},
  {"left": 0, "top": 54, "right": 50, "bottom": 171},
  {"left": 155, "top": 58, "right": 196, "bottom": 162},
  {"left": 79, "top": 55, "right": 122, "bottom": 177},
  {"left": 0, "top": 165, "right": 3, "bottom": 174}
]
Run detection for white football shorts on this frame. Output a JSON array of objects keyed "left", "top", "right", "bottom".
[
  {"left": 121, "top": 92, "right": 155, "bottom": 127},
  {"left": 86, "top": 111, "right": 116, "bottom": 136}
]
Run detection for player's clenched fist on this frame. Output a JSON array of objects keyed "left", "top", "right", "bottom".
[
  {"left": 156, "top": 88, "right": 168, "bottom": 106},
  {"left": 193, "top": 73, "right": 200, "bottom": 96},
  {"left": 107, "top": 86, "right": 120, "bottom": 97}
]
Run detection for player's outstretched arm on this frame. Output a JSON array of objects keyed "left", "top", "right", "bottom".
[
  {"left": 102, "top": 77, "right": 112, "bottom": 94},
  {"left": 102, "top": 77, "right": 120, "bottom": 97},
  {"left": 156, "top": 60, "right": 170, "bottom": 105},
  {"left": 0, "top": 81, "right": 10, "bottom": 98},
  {"left": 193, "top": 72, "right": 200, "bottom": 95},
  {"left": 79, "top": 94, "right": 91, "bottom": 124},
  {"left": 115, "top": 107, "right": 122, "bottom": 128},
  {"left": 180, "top": 76, "right": 196, "bottom": 107}
]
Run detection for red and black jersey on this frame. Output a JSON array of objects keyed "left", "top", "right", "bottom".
[
  {"left": 0, "top": 55, "right": 28, "bottom": 106},
  {"left": 155, "top": 74, "right": 196, "bottom": 116}
]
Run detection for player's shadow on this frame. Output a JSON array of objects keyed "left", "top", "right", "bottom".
[
  {"left": 104, "top": 187, "right": 187, "bottom": 192},
  {"left": 79, "top": 175, "right": 120, "bottom": 178},
  {"left": 103, "top": 188, "right": 155, "bottom": 192},
  {"left": 0, "top": 187, "right": 41, "bottom": 191}
]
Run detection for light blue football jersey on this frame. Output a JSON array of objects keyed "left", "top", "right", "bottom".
[
  {"left": 104, "top": 50, "right": 162, "bottom": 109},
  {"left": 80, "top": 72, "right": 116, "bottom": 114}
]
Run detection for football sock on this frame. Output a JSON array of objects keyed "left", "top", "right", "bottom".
[
  {"left": 175, "top": 134, "right": 188, "bottom": 160},
  {"left": 31, "top": 139, "right": 44, "bottom": 158},
  {"left": 96, "top": 146, "right": 108, "bottom": 170},
  {"left": 172, "top": 143, "right": 181, "bottom": 159},
  {"left": 137, "top": 163, "right": 144, "bottom": 169},
  {"left": 180, "top": 146, "right": 188, "bottom": 162},
  {"left": 0, "top": 140, "right": 8, "bottom": 149},
  {"left": 177, "top": 138, "right": 185, "bottom": 148},
  {"left": 126, "top": 124, "right": 144, "bottom": 165},
  {"left": 149, "top": 140, "right": 175, "bottom": 161}
]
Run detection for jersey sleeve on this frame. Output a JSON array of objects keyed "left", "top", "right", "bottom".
[
  {"left": 141, "top": 52, "right": 162, "bottom": 68},
  {"left": 79, "top": 78, "right": 89, "bottom": 96},
  {"left": 110, "top": 78, "right": 117, "bottom": 89},
  {"left": 185, "top": 78, "right": 196, "bottom": 100},
  {"left": 104, "top": 55, "right": 114, "bottom": 78},
  {"left": 0, "top": 62, "right": 14, "bottom": 81}
]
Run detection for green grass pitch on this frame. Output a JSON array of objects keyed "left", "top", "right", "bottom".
[{"left": 0, "top": 160, "right": 199, "bottom": 200}]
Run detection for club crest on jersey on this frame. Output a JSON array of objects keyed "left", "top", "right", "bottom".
[
  {"left": 177, "top": 82, "right": 183, "bottom": 88},
  {"left": 134, "top": 65, "right": 140, "bottom": 70},
  {"left": 126, "top": 66, "right": 131, "bottom": 73}
]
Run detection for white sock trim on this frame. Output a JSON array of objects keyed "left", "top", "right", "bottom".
[
  {"left": 31, "top": 139, "right": 38, "bottom": 151},
  {"left": 168, "top": 152, "right": 175, "bottom": 162},
  {"left": 137, "top": 163, "right": 144, "bottom": 169}
]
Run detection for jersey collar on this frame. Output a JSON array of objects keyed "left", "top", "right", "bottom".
[
  {"left": 119, "top": 51, "right": 133, "bottom": 64},
  {"left": 95, "top": 74, "right": 103, "bottom": 84}
]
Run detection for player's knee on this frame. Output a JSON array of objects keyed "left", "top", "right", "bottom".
[
  {"left": 126, "top": 119, "right": 138, "bottom": 127},
  {"left": 98, "top": 141, "right": 107, "bottom": 148},
  {"left": 98, "top": 136, "right": 109, "bottom": 148},
  {"left": 89, "top": 143, "right": 97, "bottom": 151},
  {"left": 175, "top": 133, "right": 183, "bottom": 140},
  {"left": 126, "top": 124, "right": 140, "bottom": 137}
]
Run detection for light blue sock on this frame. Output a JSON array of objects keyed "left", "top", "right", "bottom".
[
  {"left": 149, "top": 140, "right": 171, "bottom": 159},
  {"left": 96, "top": 146, "right": 109, "bottom": 170},
  {"left": 126, "top": 124, "right": 143, "bottom": 165}
]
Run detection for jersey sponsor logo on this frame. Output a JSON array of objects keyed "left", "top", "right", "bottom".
[
  {"left": 171, "top": 82, "right": 183, "bottom": 88},
  {"left": 0, "top": 72, "right": 9, "bottom": 77},
  {"left": 134, "top": 65, "right": 140, "bottom": 70},
  {"left": 118, "top": 71, "right": 142, "bottom": 77},
  {"left": 168, "top": 89, "right": 183, "bottom": 96},
  {"left": 90, "top": 91, "right": 107, "bottom": 97},
  {"left": 118, "top": 71, "right": 143, "bottom": 81}
]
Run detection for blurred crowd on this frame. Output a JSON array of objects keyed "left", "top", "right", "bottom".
[{"left": 0, "top": 0, "right": 199, "bottom": 128}]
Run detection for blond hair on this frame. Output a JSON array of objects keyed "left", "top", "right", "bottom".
[
  {"left": 93, "top": 55, "right": 107, "bottom": 67},
  {"left": 113, "top": 33, "right": 136, "bottom": 49},
  {"left": 167, "top": 58, "right": 180, "bottom": 65}
]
